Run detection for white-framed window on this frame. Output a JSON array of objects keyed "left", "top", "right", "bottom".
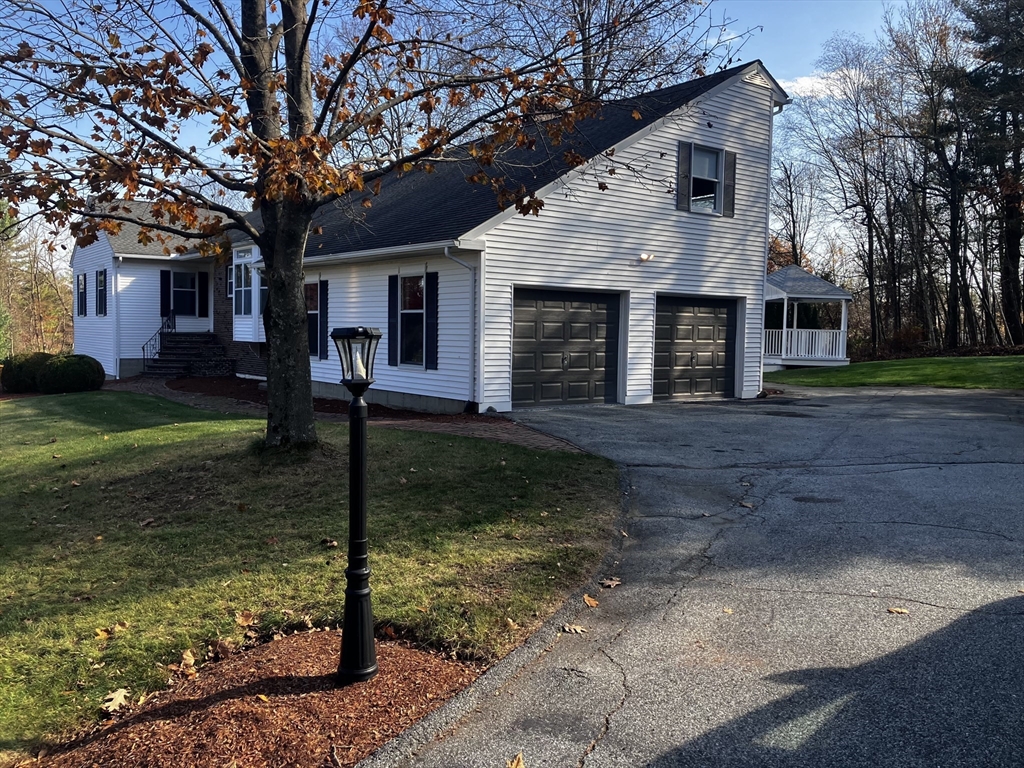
[
  {"left": 690, "top": 145, "right": 722, "bottom": 212},
  {"left": 172, "top": 271, "right": 197, "bottom": 316},
  {"left": 76, "top": 273, "right": 87, "bottom": 316},
  {"left": 305, "top": 283, "right": 319, "bottom": 356},
  {"left": 226, "top": 264, "right": 234, "bottom": 298},
  {"left": 676, "top": 142, "right": 736, "bottom": 218},
  {"left": 233, "top": 248, "right": 253, "bottom": 316},
  {"left": 400, "top": 274, "right": 424, "bottom": 365},
  {"left": 95, "top": 269, "right": 107, "bottom": 316}
]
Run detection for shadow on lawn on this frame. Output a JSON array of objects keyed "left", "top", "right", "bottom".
[{"left": 646, "top": 595, "right": 1024, "bottom": 768}]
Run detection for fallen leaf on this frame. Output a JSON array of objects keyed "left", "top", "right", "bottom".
[
  {"left": 321, "top": 538, "right": 338, "bottom": 548},
  {"left": 94, "top": 535, "right": 103, "bottom": 542},
  {"left": 52, "top": 454, "right": 62, "bottom": 459},
  {"left": 181, "top": 648, "right": 195, "bottom": 667},
  {"left": 235, "top": 610, "right": 257, "bottom": 627},
  {"left": 237, "top": 503, "right": 248, "bottom": 512},
  {"left": 506, "top": 617, "right": 519, "bottom": 630},
  {"left": 265, "top": 536, "right": 279, "bottom": 545},
  {"left": 562, "top": 623, "right": 588, "bottom": 634},
  {"left": 256, "top": 694, "right": 270, "bottom": 702},
  {"left": 620, "top": 529, "right": 629, "bottom": 538},
  {"left": 49, "top": 437, "right": 58, "bottom": 443},
  {"left": 507, "top": 754, "right": 526, "bottom": 768},
  {"left": 600, "top": 577, "right": 622, "bottom": 589},
  {"left": 139, "top": 518, "right": 156, "bottom": 527},
  {"left": 70, "top": 480, "right": 81, "bottom": 487},
  {"left": 583, "top": 594, "right": 599, "bottom": 608},
  {"left": 739, "top": 501, "right": 755, "bottom": 509},
  {"left": 887, "top": 607, "right": 909, "bottom": 615},
  {"left": 399, "top": 477, "right": 408, "bottom": 484},
  {"left": 722, "top": 607, "right": 734, "bottom": 614},
  {"left": 100, "top": 689, "right": 129, "bottom": 714},
  {"left": 94, "top": 627, "right": 110, "bottom": 641}
]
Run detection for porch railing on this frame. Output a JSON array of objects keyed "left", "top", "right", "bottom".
[
  {"left": 764, "top": 328, "right": 846, "bottom": 360},
  {"left": 142, "top": 312, "right": 176, "bottom": 371}
]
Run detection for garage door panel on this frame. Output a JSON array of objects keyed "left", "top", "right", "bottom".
[
  {"left": 513, "top": 321, "right": 536, "bottom": 340},
  {"left": 512, "top": 288, "right": 619, "bottom": 407},
  {"left": 654, "top": 296, "right": 735, "bottom": 400}
]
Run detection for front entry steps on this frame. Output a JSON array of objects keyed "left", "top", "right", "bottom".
[{"left": 143, "top": 332, "right": 234, "bottom": 377}]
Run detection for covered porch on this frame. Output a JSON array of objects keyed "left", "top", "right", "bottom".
[{"left": 763, "top": 265, "right": 852, "bottom": 371}]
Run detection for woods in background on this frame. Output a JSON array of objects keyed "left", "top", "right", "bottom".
[{"left": 772, "top": 0, "right": 1023, "bottom": 356}]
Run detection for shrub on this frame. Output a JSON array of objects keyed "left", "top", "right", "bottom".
[
  {"left": 0, "top": 351, "right": 55, "bottom": 393},
  {"left": 36, "top": 354, "right": 106, "bottom": 394}
]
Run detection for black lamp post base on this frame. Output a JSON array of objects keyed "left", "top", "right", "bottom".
[{"left": 337, "top": 662, "right": 379, "bottom": 684}]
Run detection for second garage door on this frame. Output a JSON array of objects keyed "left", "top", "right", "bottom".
[
  {"left": 654, "top": 296, "right": 736, "bottom": 398},
  {"left": 512, "top": 288, "right": 619, "bottom": 407}
]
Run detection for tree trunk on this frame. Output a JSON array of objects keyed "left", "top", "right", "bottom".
[
  {"left": 1000, "top": 176, "right": 1024, "bottom": 345},
  {"left": 260, "top": 200, "right": 318, "bottom": 448}
]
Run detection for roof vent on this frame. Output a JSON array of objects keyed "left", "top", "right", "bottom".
[{"left": 744, "top": 70, "right": 771, "bottom": 89}]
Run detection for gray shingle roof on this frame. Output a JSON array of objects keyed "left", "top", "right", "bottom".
[
  {"left": 766, "top": 264, "right": 852, "bottom": 300},
  {"left": 238, "top": 62, "right": 759, "bottom": 257},
  {"left": 86, "top": 200, "right": 215, "bottom": 256}
]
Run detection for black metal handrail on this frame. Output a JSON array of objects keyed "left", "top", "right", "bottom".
[{"left": 141, "top": 311, "right": 175, "bottom": 372}]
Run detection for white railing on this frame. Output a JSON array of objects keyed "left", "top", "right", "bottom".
[{"left": 764, "top": 329, "right": 846, "bottom": 360}]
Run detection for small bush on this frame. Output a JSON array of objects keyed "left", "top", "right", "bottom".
[
  {"left": 36, "top": 354, "right": 106, "bottom": 394},
  {"left": 0, "top": 351, "right": 55, "bottom": 393}
]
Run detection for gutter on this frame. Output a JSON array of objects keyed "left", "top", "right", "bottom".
[{"left": 252, "top": 238, "right": 486, "bottom": 269}]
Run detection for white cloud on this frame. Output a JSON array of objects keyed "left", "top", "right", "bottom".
[{"left": 779, "top": 74, "right": 834, "bottom": 98}]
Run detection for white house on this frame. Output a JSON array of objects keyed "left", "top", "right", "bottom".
[
  {"left": 76, "top": 61, "right": 790, "bottom": 412},
  {"left": 70, "top": 211, "right": 218, "bottom": 378}
]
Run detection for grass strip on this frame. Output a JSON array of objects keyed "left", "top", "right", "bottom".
[
  {"left": 0, "top": 392, "right": 618, "bottom": 752},
  {"left": 763, "top": 356, "right": 1024, "bottom": 389}
]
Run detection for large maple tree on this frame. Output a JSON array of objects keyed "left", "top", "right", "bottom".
[{"left": 0, "top": 0, "right": 610, "bottom": 446}]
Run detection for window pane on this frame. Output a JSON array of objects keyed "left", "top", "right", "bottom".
[
  {"left": 400, "top": 313, "right": 424, "bottom": 365},
  {"left": 691, "top": 177, "right": 718, "bottom": 210},
  {"left": 244, "top": 290, "right": 252, "bottom": 315},
  {"left": 692, "top": 147, "right": 719, "bottom": 179},
  {"left": 234, "top": 290, "right": 243, "bottom": 314},
  {"left": 172, "top": 272, "right": 196, "bottom": 290},
  {"left": 304, "top": 283, "right": 319, "bottom": 311},
  {"left": 402, "top": 275, "right": 424, "bottom": 310},
  {"left": 259, "top": 286, "right": 268, "bottom": 315},
  {"left": 173, "top": 289, "right": 197, "bottom": 316},
  {"left": 307, "top": 313, "right": 318, "bottom": 355}
]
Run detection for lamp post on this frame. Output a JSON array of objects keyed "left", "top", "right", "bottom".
[{"left": 331, "top": 326, "right": 383, "bottom": 684}]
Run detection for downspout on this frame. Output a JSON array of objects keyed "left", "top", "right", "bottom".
[
  {"left": 113, "top": 256, "right": 122, "bottom": 379},
  {"left": 444, "top": 246, "right": 478, "bottom": 409}
]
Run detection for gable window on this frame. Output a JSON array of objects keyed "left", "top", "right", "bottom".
[
  {"left": 76, "top": 273, "right": 87, "bottom": 317},
  {"left": 388, "top": 272, "right": 438, "bottom": 369},
  {"left": 676, "top": 142, "right": 736, "bottom": 217},
  {"left": 172, "top": 271, "right": 197, "bottom": 316},
  {"left": 95, "top": 269, "right": 107, "bottom": 316}
]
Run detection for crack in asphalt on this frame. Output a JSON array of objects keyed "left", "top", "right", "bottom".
[
  {"left": 578, "top": 648, "right": 629, "bottom": 768},
  {"left": 814, "top": 520, "right": 1017, "bottom": 541},
  {"left": 700, "top": 579, "right": 1024, "bottom": 615}
]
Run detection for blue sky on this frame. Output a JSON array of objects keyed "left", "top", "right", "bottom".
[{"left": 720, "top": 0, "right": 904, "bottom": 85}]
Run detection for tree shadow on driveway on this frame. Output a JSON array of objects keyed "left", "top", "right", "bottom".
[{"left": 645, "top": 595, "right": 1024, "bottom": 768}]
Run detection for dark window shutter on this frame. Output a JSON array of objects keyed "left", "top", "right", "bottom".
[
  {"left": 676, "top": 142, "right": 691, "bottom": 211},
  {"left": 198, "top": 271, "right": 209, "bottom": 317},
  {"left": 82, "top": 273, "right": 88, "bottom": 316},
  {"left": 723, "top": 151, "right": 737, "bottom": 218},
  {"left": 319, "top": 279, "right": 329, "bottom": 360},
  {"left": 387, "top": 274, "right": 399, "bottom": 366},
  {"left": 425, "top": 271, "right": 439, "bottom": 370},
  {"left": 160, "top": 269, "right": 171, "bottom": 318}
]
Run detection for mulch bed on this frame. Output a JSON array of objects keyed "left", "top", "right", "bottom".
[{"left": 38, "top": 632, "right": 481, "bottom": 768}]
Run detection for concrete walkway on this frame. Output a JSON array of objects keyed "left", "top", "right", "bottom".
[{"left": 362, "top": 387, "right": 1024, "bottom": 768}]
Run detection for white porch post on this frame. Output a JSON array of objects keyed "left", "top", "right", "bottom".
[
  {"left": 840, "top": 300, "right": 849, "bottom": 358},
  {"left": 782, "top": 296, "right": 788, "bottom": 357}
]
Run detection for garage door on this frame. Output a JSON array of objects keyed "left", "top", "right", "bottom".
[
  {"left": 654, "top": 296, "right": 736, "bottom": 398},
  {"left": 512, "top": 288, "right": 619, "bottom": 407}
]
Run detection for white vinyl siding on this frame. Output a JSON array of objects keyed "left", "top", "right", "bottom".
[
  {"left": 71, "top": 237, "right": 116, "bottom": 377},
  {"left": 309, "top": 256, "right": 475, "bottom": 402},
  {"left": 478, "top": 76, "right": 773, "bottom": 409}
]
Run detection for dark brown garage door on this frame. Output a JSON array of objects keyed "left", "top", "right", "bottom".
[
  {"left": 512, "top": 288, "right": 619, "bottom": 407},
  {"left": 654, "top": 296, "right": 736, "bottom": 398}
]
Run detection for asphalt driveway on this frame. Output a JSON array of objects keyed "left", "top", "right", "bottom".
[{"left": 364, "top": 387, "right": 1024, "bottom": 768}]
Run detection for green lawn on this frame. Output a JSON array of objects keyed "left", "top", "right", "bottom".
[
  {"left": 763, "top": 356, "right": 1024, "bottom": 390},
  {"left": 0, "top": 392, "right": 618, "bottom": 754}
]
